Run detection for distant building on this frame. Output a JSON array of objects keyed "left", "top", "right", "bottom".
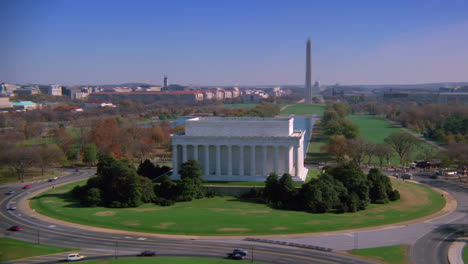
[
  {"left": 0, "top": 83, "right": 20, "bottom": 95},
  {"left": 12, "top": 101, "right": 37, "bottom": 110},
  {"left": 14, "top": 86, "right": 40, "bottom": 96},
  {"left": 0, "top": 97, "right": 13, "bottom": 109},
  {"left": 163, "top": 76, "right": 169, "bottom": 88},
  {"left": 242, "top": 89, "right": 268, "bottom": 103},
  {"left": 39, "top": 84, "right": 62, "bottom": 96},
  {"left": 88, "top": 90, "right": 240, "bottom": 103}
]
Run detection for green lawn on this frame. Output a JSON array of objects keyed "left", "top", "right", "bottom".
[
  {"left": 80, "top": 257, "right": 264, "bottom": 264},
  {"left": 0, "top": 237, "right": 73, "bottom": 262},
  {"left": 348, "top": 244, "right": 410, "bottom": 264},
  {"left": 221, "top": 104, "right": 258, "bottom": 109},
  {"left": 280, "top": 104, "right": 325, "bottom": 115},
  {"left": 22, "top": 137, "right": 57, "bottom": 146},
  {"left": 347, "top": 115, "right": 438, "bottom": 165},
  {"left": 463, "top": 246, "right": 468, "bottom": 263},
  {"left": 305, "top": 120, "right": 331, "bottom": 164},
  {"left": 307, "top": 115, "right": 439, "bottom": 166},
  {"left": 30, "top": 178, "right": 445, "bottom": 236},
  {"left": 203, "top": 170, "right": 318, "bottom": 187}
]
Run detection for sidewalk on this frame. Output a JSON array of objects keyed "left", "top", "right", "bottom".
[{"left": 448, "top": 237, "right": 467, "bottom": 264}]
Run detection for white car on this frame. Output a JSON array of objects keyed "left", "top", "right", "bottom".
[{"left": 66, "top": 253, "right": 85, "bottom": 261}]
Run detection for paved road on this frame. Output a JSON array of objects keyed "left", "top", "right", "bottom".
[
  {"left": 409, "top": 177, "right": 468, "bottom": 264},
  {"left": 0, "top": 170, "right": 375, "bottom": 264}
]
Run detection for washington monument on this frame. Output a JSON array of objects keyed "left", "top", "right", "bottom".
[{"left": 305, "top": 38, "right": 314, "bottom": 104}]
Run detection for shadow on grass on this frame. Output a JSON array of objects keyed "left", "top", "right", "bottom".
[{"left": 31, "top": 191, "right": 84, "bottom": 208}]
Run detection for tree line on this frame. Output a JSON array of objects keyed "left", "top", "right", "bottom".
[
  {"left": 72, "top": 157, "right": 209, "bottom": 208},
  {"left": 246, "top": 163, "right": 399, "bottom": 213}
]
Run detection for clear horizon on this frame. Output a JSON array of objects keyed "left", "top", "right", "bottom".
[{"left": 1, "top": 0, "right": 467, "bottom": 86}]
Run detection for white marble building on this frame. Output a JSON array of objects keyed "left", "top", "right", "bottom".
[{"left": 171, "top": 117, "right": 308, "bottom": 182}]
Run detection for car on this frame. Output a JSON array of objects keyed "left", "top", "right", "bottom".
[
  {"left": 22, "top": 185, "right": 32, "bottom": 189},
  {"left": 227, "top": 253, "right": 244, "bottom": 260},
  {"left": 8, "top": 205, "right": 17, "bottom": 210},
  {"left": 66, "top": 253, "right": 85, "bottom": 261},
  {"left": 6, "top": 190, "right": 14, "bottom": 195},
  {"left": 75, "top": 168, "right": 80, "bottom": 172},
  {"left": 137, "top": 250, "right": 156, "bottom": 257},
  {"left": 402, "top": 173, "right": 413, "bottom": 180},
  {"left": 232, "top": 248, "right": 248, "bottom": 256},
  {"left": 9, "top": 225, "right": 23, "bottom": 231},
  {"left": 49, "top": 177, "right": 58, "bottom": 182}
]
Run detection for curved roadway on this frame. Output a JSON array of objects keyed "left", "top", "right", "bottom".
[{"left": 0, "top": 170, "right": 375, "bottom": 264}]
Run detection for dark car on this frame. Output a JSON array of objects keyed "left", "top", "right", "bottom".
[
  {"left": 23, "top": 185, "right": 32, "bottom": 189},
  {"left": 227, "top": 253, "right": 244, "bottom": 260},
  {"left": 233, "top": 248, "right": 248, "bottom": 256},
  {"left": 138, "top": 250, "right": 156, "bottom": 257},
  {"left": 9, "top": 225, "right": 23, "bottom": 231}
]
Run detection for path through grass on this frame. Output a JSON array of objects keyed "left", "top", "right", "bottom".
[
  {"left": 30, "top": 178, "right": 445, "bottom": 236},
  {"left": 0, "top": 237, "right": 73, "bottom": 262},
  {"left": 348, "top": 244, "right": 410, "bottom": 264}
]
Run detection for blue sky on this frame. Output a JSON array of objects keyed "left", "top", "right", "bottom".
[{"left": 1, "top": 0, "right": 467, "bottom": 86}]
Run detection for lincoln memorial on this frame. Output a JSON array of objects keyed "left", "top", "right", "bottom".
[{"left": 171, "top": 117, "right": 308, "bottom": 182}]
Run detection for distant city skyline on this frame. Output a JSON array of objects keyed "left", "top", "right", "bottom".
[{"left": 1, "top": 0, "right": 467, "bottom": 86}]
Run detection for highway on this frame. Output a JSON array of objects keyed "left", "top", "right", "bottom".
[{"left": 0, "top": 170, "right": 376, "bottom": 264}]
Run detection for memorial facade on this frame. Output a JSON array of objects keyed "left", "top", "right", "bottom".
[{"left": 171, "top": 117, "right": 308, "bottom": 182}]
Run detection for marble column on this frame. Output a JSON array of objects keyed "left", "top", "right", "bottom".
[
  {"left": 284, "top": 146, "right": 290, "bottom": 174},
  {"left": 204, "top": 145, "right": 209, "bottom": 176},
  {"left": 227, "top": 145, "right": 232, "bottom": 176},
  {"left": 182, "top": 144, "right": 187, "bottom": 163},
  {"left": 262, "top": 145, "right": 267, "bottom": 176},
  {"left": 294, "top": 145, "right": 300, "bottom": 177},
  {"left": 172, "top": 145, "right": 178, "bottom": 177},
  {"left": 239, "top": 145, "right": 244, "bottom": 176},
  {"left": 251, "top": 145, "right": 256, "bottom": 176},
  {"left": 274, "top": 145, "right": 279, "bottom": 173},
  {"left": 216, "top": 145, "right": 221, "bottom": 176},
  {"left": 193, "top": 144, "right": 198, "bottom": 162}
]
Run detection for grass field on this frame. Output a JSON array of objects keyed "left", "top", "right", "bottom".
[
  {"left": 463, "top": 246, "right": 468, "bottom": 263},
  {"left": 80, "top": 257, "right": 264, "bottom": 264},
  {"left": 280, "top": 104, "right": 325, "bottom": 115},
  {"left": 306, "top": 115, "right": 438, "bottom": 165},
  {"left": 0, "top": 237, "right": 73, "bottom": 262},
  {"left": 348, "top": 244, "right": 410, "bottom": 264},
  {"left": 221, "top": 104, "right": 258, "bottom": 109},
  {"left": 30, "top": 178, "right": 445, "bottom": 236}
]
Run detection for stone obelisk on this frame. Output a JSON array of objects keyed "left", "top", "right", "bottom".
[{"left": 305, "top": 38, "right": 312, "bottom": 104}]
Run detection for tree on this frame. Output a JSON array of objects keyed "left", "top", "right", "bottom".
[
  {"left": 34, "top": 143, "right": 66, "bottom": 176},
  {"left": 384, "top": 133, "right": 419, "bottom": 167},
  {"left": 137, "top": 159, "right": 158, "bottom": 179},
  {"left": 263, "top": 172, "right": 280, "bottom": 204},
  {"left": 276, "top": 173, "right": 297, "bottom": 209},
  {"left": 321, "top": 135, "right": 348, "bottom": 163},
  {"left": 347, "top": 137, "right": 367, "bottom": 165},
  {"left": 177, "top": 160, "right": 205, "bottom": 201},
  {"left": 367, "top": 168, "right": 391, "bottom": 204},
  {"left": 82, "top": 143, "right": 98, "bottom": 165},
  {"left": 327, "top": 163, "right": 370, "bottom": 210},
  {"left": 374, "top": 144, "right": 393, "bottom": 168},
  {"left": 0, "top": 146, "right": 38, "bottom": 182}
]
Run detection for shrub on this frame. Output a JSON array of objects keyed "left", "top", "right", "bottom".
[{"left": 389, "top": 189, "right": 400, "bottom": 201}]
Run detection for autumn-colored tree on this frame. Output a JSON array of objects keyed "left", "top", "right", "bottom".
[
  {"left": 90, "top": 118, "right": 122, "bottom": 154},
  {"left": 321, "top": 135, "right": 349, "bottom": 163},
  {"left": 384, "top": 133, "right": 419, "bottom": 167}
]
